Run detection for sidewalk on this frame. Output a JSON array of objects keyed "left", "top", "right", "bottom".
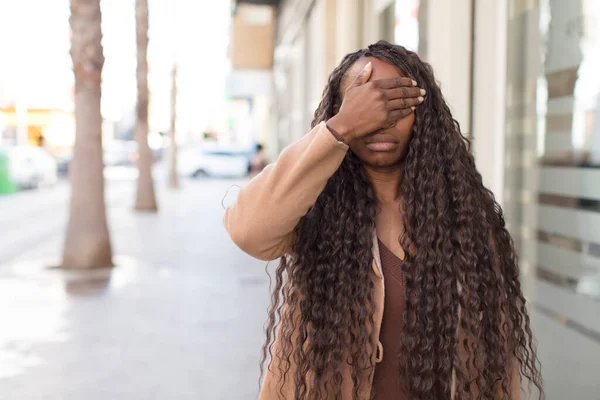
[
  {"left": 4, "top": 177, "right": 598, "bottom": 399},
  {"left": 0, "top": 178, "right": 270, "bottom": 400}
]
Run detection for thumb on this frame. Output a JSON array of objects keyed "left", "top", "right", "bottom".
[{"left": 350, "top": 62, "right": 372, "bottom": 87}]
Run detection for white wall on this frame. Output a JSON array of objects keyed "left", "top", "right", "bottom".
[
  {"left": 471, "top": 0, "right": 507, "bottom": 202},
  {"left": 423, "top": 0, "right": 506, "bottom": 199},
  {"left": 421, "top": 0, "right": 507, "bottom": 202},
  {"left": 422, "top": 0, "right": 472, "bottom": 136},
  {"left": 335, "top": 0, "right": 363, "bottom": 62}
]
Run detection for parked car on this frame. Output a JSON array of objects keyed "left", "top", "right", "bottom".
[
  {"left": 103, "top": 140, "right": 138, "bottom": 166},
  {"left": 7, "top": 146, "right": 58, "bottom": 189},
  {"left": 54, "top": 139, "right": 162, "bottom": 176},
  {"left": 178, "top": 145, "right": 252, "bottom": 178}
]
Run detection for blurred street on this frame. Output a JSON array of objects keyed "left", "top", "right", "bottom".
[
  {"left": 0, "top": 170, "right": 599, "bottom": 399},
  {"left": 0, "top": 0, "right": 599, "bottom": 397},
  {"left": 0, "top": 171, "right": 270, "bottom": 400}
]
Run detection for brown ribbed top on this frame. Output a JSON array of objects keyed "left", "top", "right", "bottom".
[{"left": 371, "top": 239, "right": 408, "bottom": 400}]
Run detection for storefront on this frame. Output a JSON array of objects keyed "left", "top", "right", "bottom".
[
  {"left": 0, "top": 107, "right": 75, "bottom": 151},
  {"left": 266, "top": 0, "right": 600, "bottom": 396},
  {"left": 416, "top": 0, "right": 600, "bottom": 396},
  {"left": 505, "top": 1, "right": 600, "bottom": 397}
]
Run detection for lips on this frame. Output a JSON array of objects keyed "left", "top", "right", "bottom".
[
  {"left": 365, "top": 133, "right": 398, "bottom": 151},
  {"left": 365, "top": 133, "right": 398, "bottom": 144}
]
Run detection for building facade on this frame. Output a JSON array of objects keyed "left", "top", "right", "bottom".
[
  {"left": 504, "top": 1, "right": 600, "bottom": 397},
  {"left": 229, "top": 0, "right": 600, "bottom": 398}
]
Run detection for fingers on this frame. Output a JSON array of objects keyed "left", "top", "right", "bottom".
[
  {"left": 349, "top": 62, "right": 373, "bottom": 87},
  {"left": 389, "top": 108, "right": 414, "bottom": 121},
  {"left": 388, "top": 96, "right": 424, "bottom": 110},
  {"left": 375, "top": 77, "right": 416, "bottom": 89},
  {"left": 385, "top": 86, "right": 425, "bottom": 100}
]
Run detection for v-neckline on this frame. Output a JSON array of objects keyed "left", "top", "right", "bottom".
[
  {"left": 377, "top": 238, "right": 404, "bottom": 284},
  {"left": 377, "top": 238, "right": 403, "bottom": 262}
]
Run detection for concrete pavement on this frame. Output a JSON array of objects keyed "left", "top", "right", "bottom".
[
  {"left": 0, "top": 171, "right": 599, "bottom": 399},
  {"left": 0, "top": 175, "right": 270, "bottom": 400}
]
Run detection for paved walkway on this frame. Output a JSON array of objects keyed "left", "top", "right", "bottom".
[
  {"left": 0, "top": 177, "right": 270, "bottom": 400},
  {"left": 1, "top": 173, "right": 599, "bottom": 399}
]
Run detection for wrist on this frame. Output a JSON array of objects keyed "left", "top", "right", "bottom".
[{"left": 326, "top": 116, "right": 352, "bottom": 145}]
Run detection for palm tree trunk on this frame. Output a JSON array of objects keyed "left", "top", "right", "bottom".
[
  {"left": 62, "top": 0, "right": 113, "bottom": 269},
  {"left": 167, "top": 65, "right": 179, "bottom": 189},
  {"left": 134, "top": 0, "right": 158, "bottom": 211}
]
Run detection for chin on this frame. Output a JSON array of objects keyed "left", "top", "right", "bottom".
[
  {"left": 364, "top": 153, "right": 405, "bottom": 168},
  {"left": 352, "top": 142, "right": 410, "bottom": 168}
]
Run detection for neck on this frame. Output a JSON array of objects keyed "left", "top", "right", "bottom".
[{"left": 364, "top": 164, "right": 403, "bottom": 204}]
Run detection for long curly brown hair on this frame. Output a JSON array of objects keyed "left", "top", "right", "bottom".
[{"left": 261, "top": 41, "right": 543, "bottom": 400}]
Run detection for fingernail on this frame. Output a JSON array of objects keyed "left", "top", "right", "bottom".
[
  {"left": 418, "top": 96, "right": 424, "bottom": 102},
  {"left": 420, "top": 89, "right": 426, "bottom": 95},
  {"left": 411, "top": 106, "right": 416, "bottom": 111},
  {"left": 411, "top": 80, "right": 417, "bottom": 86}
]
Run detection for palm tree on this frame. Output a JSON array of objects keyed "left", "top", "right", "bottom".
[
  {"left": 134, "top": 0, "right": 158, "bottom": 211},
  {"left": 62, "top": 0, "right": 113, "bottom": 269},
  {"left": 167, "top": 64, "right": 179, "bottom": 189}
]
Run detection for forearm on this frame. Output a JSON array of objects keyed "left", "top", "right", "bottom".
[{"left": 223, "top": 121, "right": 349, "bottom": 260}]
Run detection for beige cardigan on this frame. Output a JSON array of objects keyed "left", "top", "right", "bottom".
[{"left": 223, "top": 122, "right": 521, "bottom": 399}]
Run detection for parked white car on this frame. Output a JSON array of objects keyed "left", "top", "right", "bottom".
[
  {"left": 7, "top": 146, "right": 58, "bottom": 189},
  {"left": 178, "top": 145, "right": 251, "bottom": 178},
  {"left": 103, "top": 140, "right": 138, "bottom": 166}
]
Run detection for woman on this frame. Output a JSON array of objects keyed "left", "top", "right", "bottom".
[{"left": 224, "top": 41, "right": 543, "bottom": 400}]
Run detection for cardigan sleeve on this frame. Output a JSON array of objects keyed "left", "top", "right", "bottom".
[{"left": 223, "top": 121, "right": 349, "bottom": 261}]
